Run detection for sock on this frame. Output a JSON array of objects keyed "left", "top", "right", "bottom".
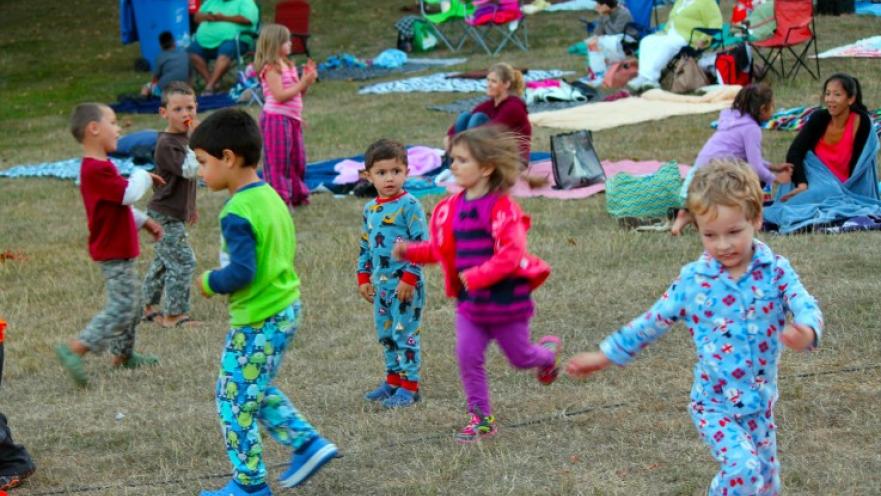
[
  {"left": 401, "top": 379, "right": 419, "bottom": 392},
  {"left": 386, "top": 372, "right": 402, "bottom": 387},
  {"left": 235, "top": 481, "right": 268, "bottom": 493}
]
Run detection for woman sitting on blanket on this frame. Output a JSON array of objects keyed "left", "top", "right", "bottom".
[
  {"left": 782, "top": 73, "right": 874, "bottom": 202},
  {"left": 445, "top": 63, "right": 532, "bottom": 165},
  {"left": 627, "top": 0, "right": 722, "bottom": 91}
]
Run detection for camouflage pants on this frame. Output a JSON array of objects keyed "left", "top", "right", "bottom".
[
  {"left": 78, "top": 259, "right": 140, "bottom": 357},
  {"left": 142, "top": 210, "right": 196, "bottom": 316}
]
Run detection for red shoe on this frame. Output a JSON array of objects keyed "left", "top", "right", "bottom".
[{"left": 536, "top": 335, "right": 562, "bottom": 385}]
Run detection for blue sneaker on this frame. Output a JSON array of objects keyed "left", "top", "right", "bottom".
[
  {"left": 381, "top": 387, "right": 420, "bottom": 409},
  {"left": 278, "top": 436, "right": 338, "bottom": 488},
  {"left": 199, "top": 479, "right": 272, "bottom": 496},
  {"left": 364, "top": 381, "right": 397, "bottom": 402}
]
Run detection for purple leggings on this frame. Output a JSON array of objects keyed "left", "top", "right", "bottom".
[{"left": 455, "top": 310, "right": 554, "bottom": 416}]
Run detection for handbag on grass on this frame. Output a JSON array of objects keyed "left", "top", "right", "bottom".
[
  {"left": 550, "top": 130, "right": 605, "bottom": 190},
  {"left": 605, "top": 162, "right": 683, "bottom": 219}
]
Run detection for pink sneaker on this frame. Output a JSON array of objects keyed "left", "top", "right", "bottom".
[
  {"left": 455, "top": 413, "right": 497, "bottom": 444},
  {"left": 536, "top": 335, "right": 562, "bottom": 385}
]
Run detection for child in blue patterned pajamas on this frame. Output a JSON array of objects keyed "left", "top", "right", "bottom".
[
  {"left": 192, "top": 109, "right": 336, "bottom": 496},
  {"left": 357, "top": 139, "right": 429, "bottom": 409},
  {"left": 567, "top": 159, "right": 823, "bottom": 496}
]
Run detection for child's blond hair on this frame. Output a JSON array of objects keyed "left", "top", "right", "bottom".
[
  {"left": 686, "top": 158, "right": 764, "bottom": 222},
  {"left": 450, "top": 126, "right": 523, "bottom": 193},
  {"left": 254, "top": 23, "right": 291, "bottom": 75}
]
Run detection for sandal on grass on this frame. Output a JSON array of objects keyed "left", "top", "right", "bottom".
[{"left": 121, "top": 352, "right": 159, "bottom": 369}]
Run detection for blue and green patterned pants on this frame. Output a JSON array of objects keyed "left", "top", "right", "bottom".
[
  {"left": 373, "top": 280, "right": 424, "bottom": 382},
  {"left": 215, "top": 301, "right": 317, "bottom": 487}
]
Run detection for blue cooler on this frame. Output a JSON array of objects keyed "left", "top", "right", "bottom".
[{"left": 120, "top": 0, "right": 190, "bottom": 71}]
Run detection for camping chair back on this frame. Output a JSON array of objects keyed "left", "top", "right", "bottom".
[
  {"left": 419, "top": 0, "right": 475, "bottom": 51},
  {"left": 275, "top": 0, "right": 311, "bottom": 57},
  {"left": 625, "top": 0, "right": 657, "bottom": 31},
  {"left": 420, "top": 0, "right": 472, "bottom": 22},
  {"left": 766, "top": 0, "right": 813, "bottom": 46}
]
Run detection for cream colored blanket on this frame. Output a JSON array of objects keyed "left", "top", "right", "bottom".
[{"left": 529, "top": 86, "right": 742, "bottom": 131}]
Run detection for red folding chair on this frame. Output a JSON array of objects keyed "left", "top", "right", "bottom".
[
  {"left": 275, "top": 0, "right": 311, "bottom": 58},
  {"left": 750, "top": 0, "right": 820, "bottom": 81}
]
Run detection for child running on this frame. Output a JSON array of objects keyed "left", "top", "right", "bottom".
[
  {"left": 192, "top": 109, "right": 336, "bottom": 496},
  {"left": 671, "top": 84, "right": 793, "bottom": 235},
  {"left": 142, "top": 82, "right": 201, "bottom": 328},
  {"left": 254, "top": 23, "right": 317, "bottom": 208},
  {"left": 357, "top": 139, "right": 429, "bottom": 409},
  {"left": 56, "top": 103, "right": 163, "bottom": 387},
  {"left": 567, "top": 159, "right": 823, "bottom": 496},
  {"left": 394, "top": 126, "right": 562, "bottom": 444}
]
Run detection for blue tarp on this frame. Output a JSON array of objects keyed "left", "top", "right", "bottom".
[{"left": 764, "top": 131, "right": 881, "bottom": 233}]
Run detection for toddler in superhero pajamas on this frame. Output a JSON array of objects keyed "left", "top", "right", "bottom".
[
  {"left": 567, "top": 159, "right": 823, "bottom": 496},
  {"left": 357, "top": 139, "right": 429, "bottom": 409}
]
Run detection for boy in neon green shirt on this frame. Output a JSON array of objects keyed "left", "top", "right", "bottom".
[{"left": 192, "top": 109, "right": 337, "bottom": 496}]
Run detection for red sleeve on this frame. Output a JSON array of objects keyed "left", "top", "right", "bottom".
[
  {"left": 402, "top": 241, "right": 439, "bottom": 264},
  {"left": 490, "top": 97, "right": 529, "bottom": 133},
  {"left": 84, "top": 161, "right": 128, "bottom": 204}
]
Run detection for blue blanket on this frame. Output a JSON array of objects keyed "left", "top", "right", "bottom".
[
  {"left": 857, "top": 0, "right": 881, "bottom": 16},
  {"left": 764, "top": 131, "right": 881, "bottom": 233},
  {"left": 111, "top": 93, "right": 237, "bottom": 114}
]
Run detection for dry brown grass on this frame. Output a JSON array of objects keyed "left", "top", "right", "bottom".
[{"left": 1, "top": 1, "right": 881, "bottom": 494}]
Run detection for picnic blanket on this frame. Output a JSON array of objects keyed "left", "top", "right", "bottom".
[
  {"left": 529, "top": 86, "right": 741, "bottom": 131},
  {"left": 0, "top": 157, "right": 149, "bottom": 181},
  {"left": 440, "top": 159, "right": 690, "bottom": 199},
  {"left": 813, "top": 35, "right": 881, "bottom": 58},
  {"left": 110, "top": 93, "right": 236, "bottom": 114},
  {"left": 319, "top": 62, "right": 436, "bottom": 81},
  {"left": 714, "top": 106, "right": 881, "bottom": 133},
  {"left": 856, "top": 0, "right": 881, "bottom": 16},
  {"left": 429, "top": 95, "right": 590, "bottom": 114},
  {"left": 764, "top": 131, "right": 881, "bottom": 234},
  {"left": 358, "top": 70, "right": 572, "bottom": 94}
]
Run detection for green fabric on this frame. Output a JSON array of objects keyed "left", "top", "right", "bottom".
[
  {"left": 746, "top": 1, "right": 776, "bottom": 42},
  {"left": 195, "top": 0, "right": 259, "bottom": 49},
  {"left": 423, "top": 0, "right": 473, "bottom": 23},
  {"left": 220, "top": 183, "right": 300, "bottom": 326},
  {"left": 412, "top": 19, "right": 438, "bottom": 51},
  {"left": 666, "top": 0, "right": 723, "bottom": 47},
  {"left": 606, "top": 162, "right": 683, "bottom": 219}
]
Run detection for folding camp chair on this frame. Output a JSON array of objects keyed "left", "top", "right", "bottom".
[
  {"left": 750, "top": 0, "right": 820, "bottom": 81},
  {"left": 464, "top": 0, "right": 528, "bottom": 56},
  {"left": 275, "top": 0, "right": 311, "bottom": 58},
  {"left": 626, "top": 0, "right": 660, "bottom": 31},
  {"left": 419, "top": 0, "right": 474, "bottom": 52}
]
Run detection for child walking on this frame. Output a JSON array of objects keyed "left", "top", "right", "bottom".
[
  {"left": 357, "top": 139, "right": 429, "bottom": 409},
  {"left": 142, "top": 82, "right": 201, "bottom": 328},
  {"left": 192, "top": 109, "right": 336, "bottom": 496},
  {"left": 55, "top": 103, "right": 163, "bottom": 387},
  {"left": 394, "top": 126, "right": 562, "bottom": 443},
  {"left": 567, "top": 160, "right": 823, "bottom": 496},
  {"left": 254, "top": 23, "right": 317, "bottom": 208},
  {"left": 672, "top": 84, "right": 793, "bottom": 235}
]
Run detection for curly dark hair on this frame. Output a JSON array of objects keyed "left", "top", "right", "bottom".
[{"left": 731, "top": 83, "right": 774, "bottom": 123}]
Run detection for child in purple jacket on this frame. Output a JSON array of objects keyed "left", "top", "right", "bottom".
[{"left": 672, "top": 84, "right": 793, "bottom": 235}]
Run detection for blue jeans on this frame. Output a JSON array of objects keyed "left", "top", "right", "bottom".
[{"left": 454, "top": 111, "right": 490, "bottom": 133}]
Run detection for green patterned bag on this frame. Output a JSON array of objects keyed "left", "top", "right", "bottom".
[{"left": 605, "top": 162, "right": 683, "bottom": 219}]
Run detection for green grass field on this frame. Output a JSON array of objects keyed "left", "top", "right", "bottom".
[{"left": 1, "top": 1, "right": 880, "bottom": 494}]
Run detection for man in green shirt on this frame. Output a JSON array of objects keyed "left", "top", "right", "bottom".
[{"left": 187, "top": 0, "right": 259, "bottom": 94}]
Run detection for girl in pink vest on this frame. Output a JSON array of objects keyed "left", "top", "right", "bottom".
[
  {"left": 254, "top": 24, "right": 317, "bottom": 208},
  {"left": 394, "top": 126, "right": 561, "bottom": 444}
]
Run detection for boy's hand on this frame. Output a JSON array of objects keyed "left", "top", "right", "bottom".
[
  {"left": 358, "top": 283, "right": 375, "bottom": 303},
  {"left": 143, "top": 219, "right": 163, "bottom": 242},
  {"left": 188, "top": 210, "right": 199, "bottom": 225},
  {"left": 396, "top": 281, "right": 414, "bottom": 302},
  {"left": 781, "top": 323, "right": 816, "bottom": 351},
  {"left": 148, "top": 173, "right": 167, "bottom": 186},
  {"left": 197, "top": 278, "right": 211, "bottom": 298},
  {"left": 391, "top": 241, "right": 408, "bottom": 261},
  {"left": 565, "top": 352, "right": 612, "bottom": 379}
]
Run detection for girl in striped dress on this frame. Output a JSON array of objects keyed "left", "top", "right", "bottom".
[{"left": 254, "top": 24, "right": 316, "bottom": 208}]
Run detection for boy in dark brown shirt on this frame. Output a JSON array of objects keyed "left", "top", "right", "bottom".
[{"left": 142, "top": 82, "right": 201, "bottom": 328}]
